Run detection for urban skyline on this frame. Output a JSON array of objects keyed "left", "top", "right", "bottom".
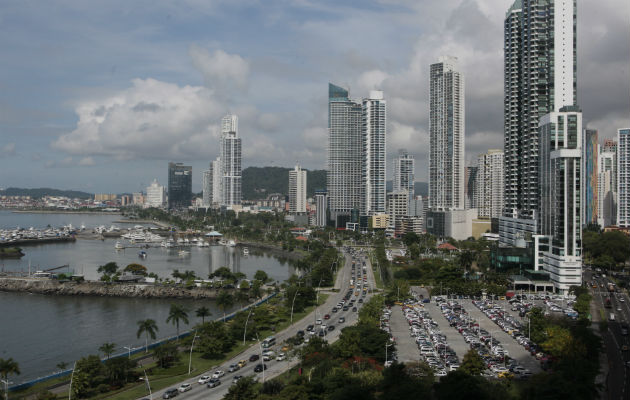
[{"left": 0, "top": 1, "right": 627, "bottom": 194}]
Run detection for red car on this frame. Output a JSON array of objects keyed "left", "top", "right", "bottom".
[{"left": 324, "top": 314, "right": 330, "bottom": 320}]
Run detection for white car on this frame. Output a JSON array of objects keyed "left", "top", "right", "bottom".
[
  {"left": 197, "top": 375, "right": 211, "bottom": 384},
  {"left": 276, "top": 353, "right": 286, "bottom": 361},
  {"left": 177, "top": 383, "right": 192, "bottom": 393},
  {"left": 212, "top": 370, "right": 225, "bottom": 379}
]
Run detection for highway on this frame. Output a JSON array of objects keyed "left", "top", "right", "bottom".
[
  {"left": 586, "top": 269, "right": 630, "bottom": 400},
  {"left": 142, "top": 247, "right": 375, "bottom": 400}
]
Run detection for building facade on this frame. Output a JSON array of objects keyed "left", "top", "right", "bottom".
[
  {"left": 221, "top": 114, "right": 242, "bottom": 207},
  {"left": 429, "top": 56, "right": 465, "bottom": 210},
  {"left": 387, "top": 190, "right": 409, "bottom": 232},
  {"left": 167, "top": 162, "right": 192, "bottom": 209},
  {"left": 202, "top": 169, "right": 212, "bottom": 207},
  {"left": 583, "top": 129, "right": 599, "bottom": 226},
  {"left": 289, "top": 164, "right": 307, "bottom": 214},
  {"left": 619, "top": 129, "right": 630, "bottom": 227},
  {"left": 146, "top": 179, "right": 165, "bottom": 208},
  {"left": 362, "top": 91, "right": 387, "bottom": 216},
  {"left": 476, "top": 149, "right": 504, "bottom": 219},
  {"left": 465, "top": 166, "right": 479, "bottom": 209},
  {"left": 211, "top": 157, "right": 222, "bottom": 206},
  {"left": 314, "top": 190, "right": 328, "bottom": 227},
  {"left": 393, "top": 150, "right": 415, "bottom": 199}
]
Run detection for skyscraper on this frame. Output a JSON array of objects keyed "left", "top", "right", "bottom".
[
  {"left": 429, "top": 56, "right": 465, "bottom": 210},
  {"left": 618, "top": 129, "right": 630, "bottom": 228},
  {"left": 327, "top": 83, "right": 363, "bottom": 226},
  {"left": 393, "top": 150, "right": 415, "bottom": 198},
  {"left": 465, "top": 166, "right": 478, "bottom": 209},
  {"left": 583, "top": 129, "right": 599, "bottom": 226},
  {"left": 202, "top": 169, "right": 212, "bottom": 207},
  {"left": 476, "top": 149, "right": 504, "bottom": 219},
  {"left": 167, "top": 162, "right": 192, "bottom": 209},
  {"left": 289, "top": 164, "right": 307, "bottom": 214},
  {"left": 362, "top": 91, "right": 387, "bottom": 216},
  {"left": 221, "top": 114, "right": 242, "bottom": 207},
  {"left": 598, "top": 144, "right": 617, "bottom": 227},
  {"left": 314, "top": 190, "right": 328, "bottom": 227},
  {"left": 211, "top": 157, "right": 222, "bottom": 206},
  {"left": 146, "top": 179, "right": 165, "bottom": 208}
]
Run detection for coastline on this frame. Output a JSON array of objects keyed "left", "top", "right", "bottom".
[{"left": 11, "top": 210, "right": 121, "bottom": 215}]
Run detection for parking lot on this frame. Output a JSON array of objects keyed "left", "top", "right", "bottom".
[
  {"left": 424, "top": 302, "right": 471, "bottom": 360},
  {"left": 389, "top": 305, "right": 421, "bottom": 363}
]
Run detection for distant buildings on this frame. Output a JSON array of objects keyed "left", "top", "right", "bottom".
[
  {"left": 221, "top": 114, "right": 242, "bottom": 207},
  {"left": 167, "top": 162, "right": 192, "bottom": 209},
  {"left": 211, "top": 157, "right": 222, "bottom": 206},
  {"left": 314, "top": 190, "right": 328, "bottom": 227},
  {"left": 289, "top": 164, "right": 307, "bottom": 214},
  {"left": 599, "top": 139, "right": 618, "bottom": 227},
  {"left": 429, "top": 56, "right": 465, "bottom": 210},
  {"left": 476, "top": 149, "right": 504, "bottom": 219},
  {"left": 146, "top": 179, "right": 165, "bottom": 208},
  {"left": 387, "top": 190, "right": 409, "bottom": 233},
  {"left": 94, "top": 194, "right": 117, "bottom": 202},
  {"left": 202, "top": 170, "right": 212, "bottom": 207},
  {"left": 393, "top": 150, "right": 415, "bottom": 199},
  {"left": 618, "top": 129, "right": 630, "bottom": 228},
  {"left": 362, "top": 91, "right": 387, "bottom": 216},
  {"left": 583, "top": 129, "right": 599, "bottom": 226}
]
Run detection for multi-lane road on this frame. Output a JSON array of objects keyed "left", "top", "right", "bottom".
[
  {"left": 586, "top": 269, "right": 630, "bottom": 400},
  {"left": 143, "top": 248, "right": 375, "bottom": 400}
]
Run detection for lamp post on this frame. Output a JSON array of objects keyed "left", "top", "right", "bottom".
[
  {"left": 244, "top": 308, "right": 255, "bottom": 345},
  {"left": 188, "top": 331, "right": 200, "bottom": 374},
  {"left": 68, "top": 361, "right": 77, "bottom": 400},
  {"left": 143, "top": 370, "right": 152, "bottom": 400},
  {"left": 290, "top": 282, "right": 302, "bottom": 324},
  {"left": 123, "top": 345, "right": 132, "bottom": 359},
  {"left": 2, "top": 378, "right": 12, "bottom": 400}
]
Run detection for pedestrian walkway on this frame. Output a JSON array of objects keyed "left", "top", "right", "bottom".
[
  {"left": 389, "top": 305, "right": 421, "bottom": 363},
  {"left": 423, "top": 303, "right": 469, "bottom": 360}
]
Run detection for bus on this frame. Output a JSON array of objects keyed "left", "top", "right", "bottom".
[{"left": 262, "top": 336, "right": 276, "bottom": 349}]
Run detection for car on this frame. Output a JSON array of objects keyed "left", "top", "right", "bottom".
[
  {"left": 306, "top": 324, "right": 314, "bottom": 332},
  {"left": 316, "top": 319, "right": 322, "bottom": 325},
  {"left": 232, "top": 375, "right": 243, "bottom": 383},
  {"left": 297, "top": 330, "right": 305, "bottom": 337},
  {"left": 339, "top": 317, "right": 346, "bottom": 323},
  {"left": 228, "top": 364, "right": 240, "bottom": 372},
  {"left": 327, "top": 325, "right": 335, "bottom": 331},
  {"left": 177, "top": 383, "right": 192, "bottom": 393},
  {"left": 352, "top": 307, "right": 358, "bottom": 312},
  {"left": 207, "top": 378, "right": 221, "bottom": 388},
  {"left": 263, "top": 352, "right": 275, "bottom": 361},
  {"left": 318, "top": 330, "right": 325, "bottom": 337},
  {"left": 212, "top": 370, "right": 225, "bottom": 379},
  {"left": 332, "top": 307, "right": 338, "bottom": 313},
  {"left": 198, "top": 375, "right": 211, "bottom": 384},
  {"left": 238, "top": 359, "right": 248, "bottom": 368},
  {"left": 343, "top": 306, "right": 349, "bottom": 311},
  {"left": 163, "top": 389, "right": 179, "bottom": 399},
  {"left": 254, "top": 363, "right": 268, "bottom": 372},
  {"left": 249, "top": 354, "right": 260, "bottom": 362},
  {"left": 324, "top": 314, "right": 330, "bottom": 320},
  {"left": 276, "top": 352, "right": 286, "bottom": 361}
]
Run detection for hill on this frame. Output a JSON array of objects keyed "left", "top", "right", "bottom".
[
  {"left": 242, "top": 167, "right": 326, "bottom": 200},
  {"left": 0, "top": 187, "right": 93, "bottom": 199}
]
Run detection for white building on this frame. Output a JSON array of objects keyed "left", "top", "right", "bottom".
[
  {"left": 289, "top": 164, "right": 307, "bottom": 214},
  {"left": 211, "top": 157, "right": 222, "bottom": 206},
  {"left": 145, "top": 179, "right": 165, "bottom": 208},
  {"left": 393, "top": 150, "right": 415, "bottom": 198},
  {"left": 618, "top": 129, "right": 630, "bottom": 227},
  {"left": 202, "top": 170, "right": 212, "bottom": 207},
  {"left": 426, "top": 208, "right": 477, "bottom": 241},
  {"left": 429, "top": 56, "right": 465, "bottom": 210},
  {"left": 387, "top": 190, "right": 409, "bottom": 230},
  {"left": 221, "top": 114, "right": 242, "bottom": 207},
  {"left": 362, "top": 91, "right": 387, "bottom": 216},
  {"left": 598, "top": 147, "right": 617, "bottom": 227},
  {"left": 314, "top": 190, "right": 327, "bottom": 227},
  {"left": 476, "top": 149, "right": 504, "bottom": 219}
]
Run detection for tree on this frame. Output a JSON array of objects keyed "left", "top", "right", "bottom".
[
  {"left": 56, "top": 361, "right": 68, "bottom": 371},
  {"left": 0, "top": 358, "right": 20, "bottom": 395},
  {"left": 216, "top": 291, "right": 235, "bottom": 321},
  {"left": 235, "top": 290, "right": 250, "bottom": 309},
  {"left": 97, "top": 262, "right": 119, "bottom": 275},
  {"left": 223, "top": 376, "right": 258, "bottom": 400},
  {"left": 460, "top": 349, "right": 485, "bottom": 375},
  {"left": 166, "top": 304, "right": 189, "bottom": 339},
  {"left": 104, "top": 357, "right": 138, "bottom": 386},
  {"left": 254, "top": 270, "right": 269, "bottom": 283},
  {"left": 251, "top": 280, "right": 263, "bottom": 300},
  {"left": 99, "top": 342, "right": 116, "bottom": 360},
  {"left": 137, "top": 319, "right": 159, "bottom": 352},
  {"left": 196, "top": 306, "right": 212, "bottom": 324},
  {"left": 124, "top": 263, "right": 148, "bottom": 276},
  {"left": 153, "top": 342, "right": 180, "bottom": 369}
]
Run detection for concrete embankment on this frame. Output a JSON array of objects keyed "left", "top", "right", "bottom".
[
  {"left": 0, "top": 278, "right": 226, "bottom": 299},
  {"left": 0, "top": 237, "right": 75, "bottom": 247}
]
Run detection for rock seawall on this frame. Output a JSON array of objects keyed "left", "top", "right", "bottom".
[{"left": 0, "top": 278, "right": 225, "bottom": 299}]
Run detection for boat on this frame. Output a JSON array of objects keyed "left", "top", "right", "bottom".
[
  {"left": 197, "top": 240, "right": 205, "bottom": 247},
  {"left": 227, "top": 240, "right": 236, "bottom": 247},
  {"left": 114, "top": 241, "right": 124, "bottom": 250},
  {"left": 218, "top": 239, "right": 227, "bottom": 246},
  {"left": 139, "top": 250, "right": 147, "bottom": 259},
  {"left": 243, "top": 247, "right": 249, "bottom": 255},
  {"left": 178, "top": 250, "right": 190, "bottom": 257}
]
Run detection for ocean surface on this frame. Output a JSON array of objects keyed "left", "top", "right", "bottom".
[{"left": 0, "top": 210, "right": 293, "bottom": 383}]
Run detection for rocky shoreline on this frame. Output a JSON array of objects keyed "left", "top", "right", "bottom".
[{"left": 0, "top": 278, "right": 230, "bottom": 299}]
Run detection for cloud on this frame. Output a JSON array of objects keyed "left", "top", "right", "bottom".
[
  {"left": 0, "top": 143, "right": 16, "bottom": 156},
  {"left": 52, "top": 78, "right": 226, "bottom": 161},
  {"left": 78, "top": 157, "right": 95, "bottom": 166},
  {"left": 189, "top": 45, "right": 250, "bottom": 93}
]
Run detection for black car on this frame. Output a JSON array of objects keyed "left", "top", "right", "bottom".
[
  {"left": 327, "top": 325, "right": 335, "bottom": 331},
  {"left": 254, "top": 363, "right": 268, "bottom": 373},
  {"left": 306, "top": 324, "right": 314, "bottom": 332},
  {"left": 249, "top": 354, "right": 260, "bottom": 362},
  {"left": 162, "top": 389, "right": 178, "bottom": 399},
  {"left": 342, "top": 306, "right": 349, "bottom": 311},
  {"left": 352, "top": 307, "right": 358, "bottom": 312},
  {"left": 318, "top": 330, "right": 325, "bottom": 337},
  {"left": 207, "top": 379, "right": 221, "bottom": 388},
  {"left": 297, "top": 330, "right": 305, "bottom": 337}
]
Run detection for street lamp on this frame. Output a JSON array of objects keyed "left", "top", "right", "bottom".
[
  {"left": 188, "top": 331, "right": 200, "bottom": 374},
  {"left": 244, "top": 308, "right": 255, "bottom": 345},
  {"left": 68, "top": 361, "right": 77, "bottom": 400},
  {"left": 123, "top": 345, "right": 132, "bottom": 359},
  {"left": 290, "top": 282, "right": 302, "bottom": 324},
  {"left": 1, "top": 378, "right": 12, "bottom": 400},
  {"left": 143, "top": 370, "right": 152, "bottom": 400}
]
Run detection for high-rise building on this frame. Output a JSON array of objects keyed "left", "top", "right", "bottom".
[
  {"left": 211, "top": 157, "right": 222, "bottom": 206},
  {"left": 146, "top": 179, "right": 165, "bottom": 208},
  {"left": 598, "top": 146, "right": 617, "bottom": 227},
  {"left": 583, "top": 129, "right": 599, "bottom": 226},
  {"left": 132, "top": 192, "right": 144, "bottom": 205},
  {"left": 167, "top": 162, "right": 192, "bottom": 209},
  {"left": 289, "top": 164, "right": 307, "bottom": 214},
  {"left": 327, "top": 83, "right": 363, "bottom": 226},
  {"left": 202, "top": 169, "right": 212, "bottom": 207},
  {"left": 539, "top": 107, "right": 583, "bottom": 291},
  {"left": 393, "top": 150, "right": 415, "bottom": 198},
  {"left": 476, "top": 149, "right": 504, "bottom": 219},
  {"left": 221, "top": 114, "right": 242, "bottom": 207},
  {"left": 429, "top": 56, "right": 465, "bottom": 210},
  {"left": 387, "top": 190, "right": 409, "bottom": 231},
  {"left": 465, "top": 166, "right": 479, "bottom": 209},
  {"left": 314, "top": 190, "right": 328, "bottom": 227},
  {"left": 618, "top": 129, "right": 630, "bottom": 228},
  {"left": 362, "top": 91, "right": 387, "bottom": 216}
]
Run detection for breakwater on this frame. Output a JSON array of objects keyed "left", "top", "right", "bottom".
[
  {"left": 0, "top": 278, "right": 235, "bottom": 299},
  {"left": 0, "top": 236, "right": 75, "bottom": 247}
]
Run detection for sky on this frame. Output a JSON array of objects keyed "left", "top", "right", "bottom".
[{"left": 0, "top": 0, "right": 628, "bottom": 193}]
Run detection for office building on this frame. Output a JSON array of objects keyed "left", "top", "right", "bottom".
[
  {"left": 146, "top": 179, "right": 165, "bottom": 208},
  {"left": 619, "top": 129, "right": 630, "bottom": 227},
  {"left": 202, "top": 169, "right": 212, "bottom": 207},
  {"left": 465, "top": 166, "right": 479, "bottom": 209},
  {"left": 314, "top": 190, "right": 328, "bottom": 227},
  {"left": 120, "top": 195, "right": 130, "bottom": 206},
  {"left": 429, "top": 56, "right": 465, "bottom": 210},
  {"left": 289, "top": 164, "right": 307, "bottom": 214},
  {"left": 426, "top": 208, "right": 477, "bottom": 241},
  {"left": 132, "top": 192, "right": 144, "bottom": 206},
  {"left": 211, "top": 157, "right": 222, "bottom": 206},
  {"left": 167, "top": 162, "right": 192, "bottom": 209},
  {"left": 387, "top": 190, "right": 409, "bottom": 232},
  {"left": 476, "top": 149, "right": 504, "bottom": 219},
  {"left": 583, "top": 129, "right": 599, "bottom": 226},
  {"left": 393, "top": 150, "right": 415, "bottom": 199},
  {"left": 327, "top": 83, "right": 363, "bottom": 226},
  {"left": 362, "top": 91, "right": 387, "bottom": 216},
  {"left": 94, "top": 194, "right": 116, "bottom": 202},
  {"left": 221, "top": 114, "right": 242, "bottom": 207}
]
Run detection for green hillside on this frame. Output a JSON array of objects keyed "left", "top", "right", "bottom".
[
  {"left": 0, "top": 187, "right": 93, "bottom": 199},
  {"left": 242, "top": 167, "right": 326, "bottom": 200}
]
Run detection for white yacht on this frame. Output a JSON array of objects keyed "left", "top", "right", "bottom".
[
  {"left": 114, "top": 241, "right": 124, "bottom": 250},
  {"left": 243, "top": 247, "right": 249, "bottom": 256},
  {"left": 227, "top": 240, "right": 236, "bottom": 247}
]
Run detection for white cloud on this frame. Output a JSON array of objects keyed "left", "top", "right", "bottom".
[
  {"left": 78, "top": 157, "right": 95, "bottom": 166},
  {"left": 0, "top": 143, "right": 16, "bottom": 156},
  {"left": 189, "top": 45, "right": 250, "bottom": 93}
]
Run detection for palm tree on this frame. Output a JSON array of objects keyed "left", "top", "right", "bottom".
[
  {"left": 235, "top": 290, "right": 249, "bottom": 309},
  {"left": 137, "top": 319, "right": 159, "bottom": 353},
  {"left": 56, "top": 361, "right": 68, "bottom": 371},
  {"left": 216, "top": 291, "right": 234, "bottom": 321},
  {"left": 98, "top": 342, "right": 116, "bottom": 359},
  {"left": 0, "top": 357, "right": 20, "bottom": 398},
  {"left": 166, "top": 304, "right": 189, "bottom": 340},
  {"left": 195, "top": 306, "right": 211, "bottom": 324}
]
